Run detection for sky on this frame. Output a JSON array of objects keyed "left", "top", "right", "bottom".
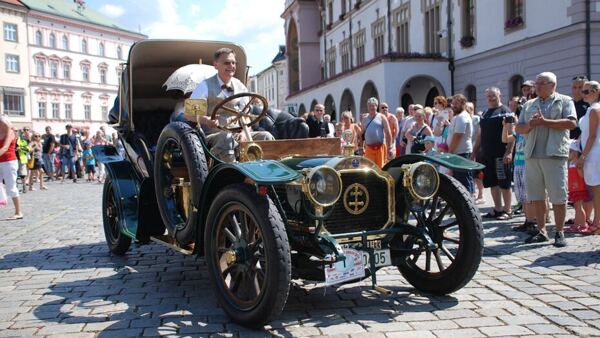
[{"left": 85, "top": 0, "right": 286, "bottom": 75}]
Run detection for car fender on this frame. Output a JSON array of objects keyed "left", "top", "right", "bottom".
[
  {"left": 103, "top": 160, "right": 141, "bottom": 238},
  {"left": 194, "top": 160, "right": 300, "bottom": 255}
]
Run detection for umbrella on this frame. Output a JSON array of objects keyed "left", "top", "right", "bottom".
[{"left": 163, "top": 64, "right": 217, "bottom": 94}]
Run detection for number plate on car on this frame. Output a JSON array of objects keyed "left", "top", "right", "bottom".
[
  {"left": 324, "top": 248, "right": 366, "bottom": 286},
  {"left": 362, "top": 249, "right": 391, "bottom": 268}
]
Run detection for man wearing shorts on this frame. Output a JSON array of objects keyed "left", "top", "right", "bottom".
[
  {"left": 516, "top": 72, "right": 577, "bottom": 247},
  {"left": 473, "top": 87, "right": 514, "bottom": 220}
]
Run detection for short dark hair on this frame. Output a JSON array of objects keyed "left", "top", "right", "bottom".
[
  {"left": 214, "top": 48, "right": 235, "bottom": 60},
  {"left": 452, "top": 94, "right": 468, "bottom": 105}
]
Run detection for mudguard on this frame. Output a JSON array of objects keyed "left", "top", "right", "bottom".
[
  {"left": 232, "top": 160, "right": 300, "bottom": 184},
  {"left": 102, "top": 159, "right": 141, "bottom": 239},
  {"left": 384, "top": 153, "right": 485, "bottom": 172}
]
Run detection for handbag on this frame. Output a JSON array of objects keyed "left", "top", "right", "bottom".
[
  {"left": 27, "top": 156, "right": 35, "bottom": 169},
  {"left": 410, "top": 125, "right": 428, "bottom": 153}
]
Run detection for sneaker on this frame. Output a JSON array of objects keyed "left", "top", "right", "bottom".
[
  {"left": 554, "top": 231, "right": 567, "bottom": 247},
  {"left": 512, "top": 221, "right": 535, "bottom": 232},
  {"left": 526, "top": 223, "right": 538, "bottom": 235},
  {"left": 513, "top": 203, "right": 523, "bottom": 215},
  {"left": 525, "top": 231, "right": 549, "bottom": 244}
]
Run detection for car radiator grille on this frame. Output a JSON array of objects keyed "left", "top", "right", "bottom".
[{"left": 323, "top": 171, "right": 390, "bottom": 235}]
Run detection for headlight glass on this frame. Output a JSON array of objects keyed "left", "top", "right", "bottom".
[
  {"left": 307, "top": 166, "right": 342, "bottom": 207},
  {"left": 403, "top": 162, "right": 439, "bottom": 200}
]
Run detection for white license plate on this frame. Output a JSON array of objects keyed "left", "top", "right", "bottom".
[
  {"left": 324, "top": 248, "right": 366, "bottom": 286},
  {"left": 362, "top": 249, "right": 391, "bottom": 268}
]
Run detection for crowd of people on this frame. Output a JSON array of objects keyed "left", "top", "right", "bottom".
[
  {"left": 305, "top": 71, "right": 600, "bottom": 247},
  {"left": 0, "top": 119, "right": 124, "bottom": 220}
]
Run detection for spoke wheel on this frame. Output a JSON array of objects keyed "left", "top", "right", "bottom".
[
  {"left": 205, "top": 183, "right": 290, "bottom": 328},
  {"left": 102, "top": 178, "right": 131, "bottom": 255},
  {"left": 397, "top": 174, "right": 483, "bottom": 295}
]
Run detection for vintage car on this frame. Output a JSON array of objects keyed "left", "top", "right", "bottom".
[{"left": 94, "top": 39, "right": 485, "bottom": 328}]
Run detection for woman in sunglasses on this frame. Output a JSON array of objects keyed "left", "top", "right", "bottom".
[{"left": 576, "top": 81, "right": 600, "bottom": 234}]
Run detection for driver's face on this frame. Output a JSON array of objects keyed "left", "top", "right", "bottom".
[{"left": 214, "top": 53, "right": 237, "bottom": 81}]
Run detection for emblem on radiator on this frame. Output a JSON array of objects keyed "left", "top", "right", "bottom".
[{"left": 343, "top": 183, "right": 369, "bottom": 215}]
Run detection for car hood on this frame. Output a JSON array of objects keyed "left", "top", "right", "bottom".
[{"left": 280, "top": 156, "right": 380, "bottom": 172}]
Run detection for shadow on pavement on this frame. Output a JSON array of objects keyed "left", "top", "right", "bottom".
[{"left": 0, "top": 243, "right": 461, "bottom": 337}]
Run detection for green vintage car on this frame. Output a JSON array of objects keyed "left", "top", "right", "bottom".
[{"left": 95, "top": 39, "right": 484, "bottom": 328}]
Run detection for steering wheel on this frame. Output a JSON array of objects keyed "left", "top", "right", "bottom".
[{"left": 210, "top": 93, "right": 268, "bottom": 133}]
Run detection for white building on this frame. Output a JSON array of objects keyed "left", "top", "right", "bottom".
[
  {"left": 251, "top": 45, "right": 289, "bottom": 112},
  {"left": 282, "top": 0, "right": 600, "bottom": 120},
  {"left": 1, "top": 0, "right": 31, "bottom": 128},
  {"left": 21, "top": 0, "right": 145, "bottom": 133}
]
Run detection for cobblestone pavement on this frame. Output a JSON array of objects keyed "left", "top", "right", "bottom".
[{"left": 0, "top": 181, "right": 599, "bottom": 338}]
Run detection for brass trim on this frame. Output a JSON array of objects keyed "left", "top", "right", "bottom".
[
  {"left": 239, "top": 142, "right": 263, "bottom": 162},
  {"left": 343, "top": 183, "right": 369, "bottom": 215},
  {"left": 401, "top": 162, "right": 440, "bottom": 200},
  {"left": 301, "top": 166, "right": 343, "bottom": 208}
]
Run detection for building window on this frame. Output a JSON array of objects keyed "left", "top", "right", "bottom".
[
  {"left": 505, "top": 0, "right": 524, "bottom": 29},
  {"left": 5, "top": 54, "right": 19, "bottom": 73},
  {"left": 100, "top": 69, "right": 107, "bottom": 84},
  {"left": 354, "top": 29, "right": 366, "bottom": 65},
  {"left": 3, "top": 23, "right": 17, "bottom": 42},
  {"left": 460, "top": 0, "right": 476, "bottom": 48},
  {"left": 510, "top": 75, "right": 524, "bottom": 98},
  {"left": 327, "top": 47, "right": 336, "bottom": 78},
  {"left": 50, "top": 61, "right": 58, "bottom": 78},
  {"left": 372, "top": 19, "right": 385, "bottom": 57},
  {"left": 2, "top": 89, "right": 24, "bottom": 116},
  {"left": 82, "top": 65, "right": 90, "bottom": 82},
  {"left": 35, "top": 59, "right": 44, "bottom": 77},
  {"left": 424, "top": 1, "right": 441, "bottom": 54},
  {"left": 101, "top": 106, "right": 108, "bottom": 120},
  {"left": 394, "top": 5, "right": 410, "bottom": 53},
  {"left": 98, "top": 42, "right": 105, "bottom": 57},
  {"left": 327, "top": 1, "right": 333, "bottom": 25},
  {"left": 62, "top": 35, "right": 69, "bottom": 50},
  {"left": 81, "top": 39, "right": 88, "bottom": 53},
  {"left": 64, "top": 103, "right": 72, "bottom": 119},
  {"left": 35, "top": 30, "right": 42, "bottom": 46},
  {"left": 38, "top": 102, "right": 47, "bottom": 118},
  {"left": 84, "top": 105, "right": 91, "bottom": 120},
  {"left": 340, "top": 38, "right": 350, "bottom": 72},
  {"left": 465, "top": 84, "right": 476, "bottom": 103},
  {"left": 341, "top": 0, "right": 346, "bottom": 16},
  {"left": 49, "top": 33, "right": 56, "bottom": 48},
  {"left": 63, "top": 64, "right": 71, "bottom": 79},
  {"left": 51, "top": 102, "right": 59, "bottom": 118}
]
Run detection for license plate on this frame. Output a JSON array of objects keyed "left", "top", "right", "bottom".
[
  {"left": 362, "top": 249, "right": 391, "bottom": 268},
  {"left": 325, "top": 248, "right": 366, "bottom": 286}
]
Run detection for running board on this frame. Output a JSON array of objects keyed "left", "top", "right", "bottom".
[{"left": 150, "top": 235, "right": 194, "bottom": 255}]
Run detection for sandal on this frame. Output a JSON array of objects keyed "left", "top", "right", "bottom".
[
  {"left": 5, "top": 214, "right": 23, "bottom": 220},
  {"left": 566, "top": 224, "right": 587, "bottom": 233},
  {"left": 496, "top": 211, "right": 513, "bottom": 220},
  {"left": 483, "top": 209, "right": 503, "bottom": 218},
  {"left": 583, "top": 224, "right": 600, "bottom": 235}
]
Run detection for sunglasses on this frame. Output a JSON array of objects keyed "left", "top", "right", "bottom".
[
  {"left": 572, "top": 76, "right": 588, "bottom": 81},
  {"left": 581, "top": 89, "right": 596, "bottom": 95}
]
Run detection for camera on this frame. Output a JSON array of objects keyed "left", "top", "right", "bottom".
[{"left": 504, "top": 115, "right": 515, "bottom": 123}]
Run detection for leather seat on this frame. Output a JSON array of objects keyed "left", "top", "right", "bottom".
[{"left": 254, "top": 108, "right": 309, "bottom": 140}]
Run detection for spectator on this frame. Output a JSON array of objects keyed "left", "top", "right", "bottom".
[
  {"left": 576, "top": 80, "right": 600, "bottom": 234},
  {"left": 60, "top": 124, "right": 79, "bottom": 183},
  {"left": 519, "top": 80, "right": 536, "bottom": 105},
  {"left": 395, "top": 107, "right": 407, "bottom": 156},
  {"left": 474, "top": 87, "right": 514, "bottom": 220},
  {"left": 403, "top": 104, "right": 423, "bottom": 154},
  {"left": 112, "top": 132, "right": 126, "bottom": 159},
  {"left": 0, "top": 117, "right": 23, "bottom": 220},
  {"left": 405, "top": 108, "right": 433, "bottom": 154},
  {"left": 42, "top": 126, "right": 56, "bottom": 181},
  {"left": 16, "top": 128, "right": 30, "bottom": 190},
  {"left": 94, "top": 130, "right": 108, "bottom": 183},
  {"left": 567, "top": 140, "right": 590, "bottom": 233},
  {"left": 516, "top": 72, "right": 577, "bottom": 247},
  {"left": 27, "top": 133, "right": 46, "bottom": 191},
  {"left": 423, "top": 135, "right": 438, "bottom": 156},
  {"left": 424, "top": 106, "right": 435, "bottom": 127},
  {"left": 361, "top": 97, "right": 392, "bottom": 168},
  {"left": 448, "top": 94, "right": 474, "bottom": 193},
  {"left": 83, "top": 142, "right": 96, "bottom": 182},
  {"left": 323, "top": 114, "right": 335, "bottom": 137},
  {"left": 307, "top": 104, "right": 330, "bottom": 138},
  {"left": 571, "top": 76, "right": 590, "bottom": 139},
  {"left": 339, "top": 111, "right": 361, "bottom": 153},
  {"left": 467, "top": 102, "right": 484, "bottom": 203},
  {"left": 380, "top": 102, "right": 398, "bottom": 161}
]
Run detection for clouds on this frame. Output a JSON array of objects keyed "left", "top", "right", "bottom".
[
  {"left": 99, "top": 4, "right": 125, "bottom": 18},
  {"left": 141, "top": 0, "right": 285, "bottom": 74}
]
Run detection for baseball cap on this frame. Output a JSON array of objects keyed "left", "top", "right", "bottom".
[
  {"left": 423, "top": 135, "right": 436, "bottom": 143},
  {"left": 521, "top": 80, "right": 535, "bottom": 88}
]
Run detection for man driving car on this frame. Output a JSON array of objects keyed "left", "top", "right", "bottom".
[{"left": 187, "top": 48, "right": 273, "bottom": 162}]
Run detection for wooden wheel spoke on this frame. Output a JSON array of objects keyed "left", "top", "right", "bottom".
[
  {"left": 221, "top": 264, "right": 236, "bottom": 278},
  {"left": 434, "top": 249, "right": 445, "bottom": 271},
  {"left": 220, "top": 105, "right": 241, "bottom": 116},
  {"left": 439, "top": 220, "right": 458, "bottom": 230},
  {"left": 229, "top": 214, "right": 243, "bottom": 238},
  {"left": 433, "top": 205, "right": 450, "bottom": 224},
  {"left": 427, "top": 196, "right": 440, "bottom": 222},
  {"left": 240, "top": 213, "right": 251, "bottom": 242},
  {"left": 425, "top": 250, "right": 432, "bottom": 272},
  {"left": 440, "top": 244, "right": 456, "bottom": 262},
  {"left": 223, "top": 228, "right": 237, "bottom": 243},
  {"left": 443, "top": 236, "right": 460, "bottom": 244},
  {"left": 411, "top": 250, "right": 422, "bottom": 264},
  {"left": 229, "top": 269, "right": 243, "bottom": 293}
]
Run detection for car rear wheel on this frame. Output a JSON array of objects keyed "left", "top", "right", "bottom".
[
  {"left": 396, "top": 174, "right": 483, "bottom": 294},
  {"left": 102, "top": 177, "right": 132, "bottom": 255},
  {"left": 204, "top": 183, "right": 291, "bottom": 328}
]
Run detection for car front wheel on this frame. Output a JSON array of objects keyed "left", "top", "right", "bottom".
[
  {"left": 204, "top": 183, "right": 291, "bottom": 328},
  {"left": 102, "top": 177, "right": 132, "bottom": 255}
]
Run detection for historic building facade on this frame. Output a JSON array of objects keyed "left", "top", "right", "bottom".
[
  {"left": 1, "top": 0, "right": 31, "bottom": 128},
  {"left": 282, "top": 0, "right": 600, "bottom": 121},
  {"left": 250, "top": 45, "right": 289, "bottom": 111},
  {"left": 21, "top": 0, "right": 145, "bottom": 132}
]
